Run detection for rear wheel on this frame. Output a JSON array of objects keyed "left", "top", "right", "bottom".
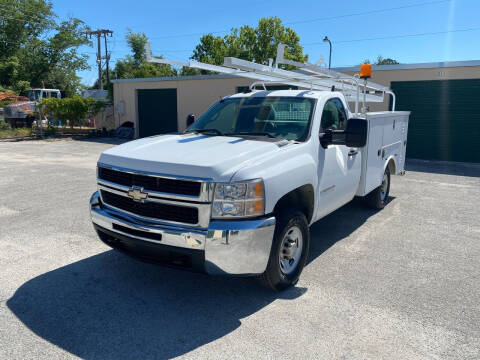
[
  {"left": 260, "top": 210, "right": 310, "bottom": 291},
  {"left": 364, "top": 167, "right": 390, "bottom": 209}
]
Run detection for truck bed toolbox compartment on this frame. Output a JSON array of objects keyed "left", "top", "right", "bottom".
[{"left": 357, "top": 111, "right": 410, "bottom": 196}]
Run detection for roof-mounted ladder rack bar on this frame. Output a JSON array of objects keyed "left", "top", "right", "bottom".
[{"left": 146, "top": 43, "right": 396, "bottom": 115}]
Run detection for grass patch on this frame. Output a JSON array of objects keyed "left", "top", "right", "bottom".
[
  {"left": 0, "top": 120, "right": 96, "bottom": 139},
  {"left": 0, "top": 127, "right": 33, "bottom": 138}
]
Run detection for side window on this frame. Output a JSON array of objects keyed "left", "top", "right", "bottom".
[{"left": 320, "top": 98, "right": 347, "bottom": 131}]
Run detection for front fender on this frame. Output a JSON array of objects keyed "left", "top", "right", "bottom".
[{"left": 231, "top": 143, "right": 318, "bottom": 215}]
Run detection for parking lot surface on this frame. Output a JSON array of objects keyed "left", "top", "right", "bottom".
[{"left": 0, "top": 139, "right": 479, "bottom": 360}]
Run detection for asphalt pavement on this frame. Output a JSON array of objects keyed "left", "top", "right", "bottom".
[{"left": 0, "top": 138, "right": 479, "bottom": 359}]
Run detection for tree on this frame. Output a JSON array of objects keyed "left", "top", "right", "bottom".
[
  {"left": 0, "top": 0, "right": 91, "bottom": 96},
  {"left": 375, "top": 56, "right": 399, "bottom": 65},
  {"left": 111, "top": 31, "right": 177, "bottom": 82},
  {"left": 362, "top": 56, "right": 399, "bottom": 65},
  {"left": 190, "top": 17, "right": 308, "bottom": 71}
]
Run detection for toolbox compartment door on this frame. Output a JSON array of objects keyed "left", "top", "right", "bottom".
[{"left": 356, "top": 111, "right": 410, "bottom": 196}]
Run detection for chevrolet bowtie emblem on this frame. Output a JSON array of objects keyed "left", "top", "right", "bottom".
[{"left": 127, "top": 186, "right": 148, "bottom": 202}]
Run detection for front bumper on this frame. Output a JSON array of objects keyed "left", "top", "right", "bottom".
[{"left": 90, "top": 191, "right": 275, "bottom": 275}]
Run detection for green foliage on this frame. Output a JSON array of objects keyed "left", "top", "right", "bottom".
[
  {"left": 40, "top": 96, "right": 106, "bottom": 128},
  {"left": 0, "top": 120, "right": 11, "bottom": 131},
  {"left": 0, "top": 98, "right": 13, "bottom": 107},
  {"left": 362, "top": 56, "right": 399, "bottom": 65},
  {"left": 12, "top": 80, "right": 30, "bottom": 95},
  {"left": 179, "top": 66, "right": 202, "bottom": 76},
  {"left": 127, "top": 31, "right": 148, "bottom": 66},
  {"left": 110, "top": 31, "right": 177, "bottom": 83},
  {"left": 191, "top": 17, "right": 308, "bottom": 69},
  {"left": 376, "top": 56, "right": 399, "bottom": 65},
  {"left": 0, "top": 0, "right": 91, "bottom": 96},
  {"left": 83, "top": 97, "right": 107, "bottom": 118},
  {"left": 0, "top": 122, "right": 33, "bottom": 138}
]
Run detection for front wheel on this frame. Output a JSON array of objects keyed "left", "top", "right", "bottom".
[
  {"left": 364, "top": 167, "right": 390, "bottom": 209},
  {"left": 260, "top": 211, "right": 310, "bottom": 291}
]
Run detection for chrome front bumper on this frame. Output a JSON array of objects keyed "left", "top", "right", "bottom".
[{"left": 90, "top": 191, "right": 276, "bottom": 275}]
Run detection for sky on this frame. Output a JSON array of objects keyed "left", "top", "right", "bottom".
[{"left": 49, "top": 0, "right": 478, "bottom": 86}]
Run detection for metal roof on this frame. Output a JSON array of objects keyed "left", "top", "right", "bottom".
[
  {"left": 111, "top": 74, "right": 239, "bottom": 83},
  {"left": 335, "top": 60, "right": 480, "bottom": 72},
  {"left": 111, "top": 59, "right": 480, "bottom": 84}
]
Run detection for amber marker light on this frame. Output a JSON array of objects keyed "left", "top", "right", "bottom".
[
  {"left": 254, "top": 181, "right": 264, "bottom": 198},
  {"left": 360, "top": 63, "right": 372, "bottom": 79}
]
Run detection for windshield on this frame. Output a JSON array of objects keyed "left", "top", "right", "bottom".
[
  {"left": 26, "top": 90, "right": 41, "bottom": 101},
  {"left": 189, "top": 96, "right": 316, "bottom": 141}
]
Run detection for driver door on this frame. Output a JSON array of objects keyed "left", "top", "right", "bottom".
[{"left": 316, "top": 98, "right": 362, "bottom": 219}]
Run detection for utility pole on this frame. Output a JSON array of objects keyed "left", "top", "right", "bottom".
[
  {"left": 104, "top": 34, "right": 111, "bottom": 84},
  {"left": 86, "top": 29, "right": 113, "bottom": 90}
]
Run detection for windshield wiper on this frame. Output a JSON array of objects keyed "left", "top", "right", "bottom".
[
  {"left": 185, "top": 128, "right": 224, "bottom": 136},
  {"left": 228, "top": 132, "right": 277, "bottom": 139}
]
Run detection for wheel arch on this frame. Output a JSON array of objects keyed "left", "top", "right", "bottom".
[
  {"left": 384, "top": 156, "right": 397, "bottom": 175},
  {"left": 273, "top": 184, "right": 315, "bottom": 224}
]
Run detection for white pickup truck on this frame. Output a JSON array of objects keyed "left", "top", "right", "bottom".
[{"left": 90, "top": 86, "right": 409, "bottom": 290}]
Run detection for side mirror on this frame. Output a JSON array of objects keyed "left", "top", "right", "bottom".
[
  {"left": 319, "top": 118, "right": 367, "bottom": 149},
  {"left": 345, "top": 118, "right": 367, "bottom": 147},
  {"left": 186, "top": 114, "right": 195, "bottom": 127}
]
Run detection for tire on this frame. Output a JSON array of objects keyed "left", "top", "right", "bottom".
[
  {"left": 260, "top": 210, "right": 310, "bottom": 291},
  {"left": 364, "top": 167, "right": 390, "bottom": 209}
]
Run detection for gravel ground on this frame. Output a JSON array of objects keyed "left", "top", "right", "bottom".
[{"left": 0, "top": 139, "right": 479, "bottom": 360}]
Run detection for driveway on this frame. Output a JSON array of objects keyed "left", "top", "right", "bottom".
[{"left": 0, "top": 139, "right": 479, "bottom": 359}]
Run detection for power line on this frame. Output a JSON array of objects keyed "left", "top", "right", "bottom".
[
  {"left": 3, "top": 25, "right": 478, "bottom": 56},
  {"left": 285, "top": 0, "right": 452, "bottom": 25},
  {"left": 144, "top": 0, "right": 452, "bottom": 40},
  {"left": 125, "top": 26, "right": 480, "bottom": 55},
  {"left": 303, "top": 27, "right": 480, "bottom": 46}
]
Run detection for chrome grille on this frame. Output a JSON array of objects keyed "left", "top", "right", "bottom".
[
  {"left": 101, "top": 190, "right": 199, "bottom": 224},
  {"left": 98, "top": 166, "right": 201, "bottom": 196},
  {"left": 96, "top": 164, "right": 212, "bottom": 227}
]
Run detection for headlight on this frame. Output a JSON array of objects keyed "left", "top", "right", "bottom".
[{"left": 212, "top": 179, "right": 265, "bottom": 218}]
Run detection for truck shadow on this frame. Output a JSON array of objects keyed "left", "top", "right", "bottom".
[
  {"left": 6, "top": 251, "right": 305, "bottom": 359},
  {"left": 308, "top": 198, "right": 383, "bottom": 264},
  {"left": 6, "top": 198, "right": 385, "bottom": 359}
]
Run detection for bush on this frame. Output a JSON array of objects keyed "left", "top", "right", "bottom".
[
  {"left": 12, "top": 81, "right": 30, "bottom": 95},
  {"left": 40, "top": 96, "right": 107, "bottom": 128},
  {"left": 0, "top": 120, "right": 11, "bottom": 130}
]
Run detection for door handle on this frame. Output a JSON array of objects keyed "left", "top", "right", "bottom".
[{"left": 348, "top": 149, "right": 358, "bottom": 157}]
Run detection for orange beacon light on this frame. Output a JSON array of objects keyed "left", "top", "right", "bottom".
[{"left": 360, "top": 63, "right": 372, "bottom": 79}]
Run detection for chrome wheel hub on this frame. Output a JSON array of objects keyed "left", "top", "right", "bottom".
[
  {"left": 279, "top": 226, "right": 303, "bottom": 275},
  {"left": 380, "top": 173, "right": 388, "bottom": 201}
]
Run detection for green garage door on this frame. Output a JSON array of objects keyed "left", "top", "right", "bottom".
[
  {"left": 391, "top": 79, "right": 480, "bottom": 163},
  {"left": 138, "top": 89, "right": 177, "bottom": 138}
]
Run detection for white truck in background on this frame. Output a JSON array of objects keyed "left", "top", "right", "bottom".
[
  {"left": 90, "top": 46, "right": 409, "bottom": 290},
  {"left": 3, "top": 88, "right": 61, "bottom": 128}
]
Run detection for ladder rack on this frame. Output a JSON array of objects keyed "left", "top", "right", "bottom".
[{"left": 146, "top": 43, "right": 396, "bottom": 115}]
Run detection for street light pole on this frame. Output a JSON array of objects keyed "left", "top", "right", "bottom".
[{"left": 323, "top": 36, "right": 332, "bottom": 69}]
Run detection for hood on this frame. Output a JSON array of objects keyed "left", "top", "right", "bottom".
[{"left": 99, "top": 134, "right": 284, "bottom": 181}]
